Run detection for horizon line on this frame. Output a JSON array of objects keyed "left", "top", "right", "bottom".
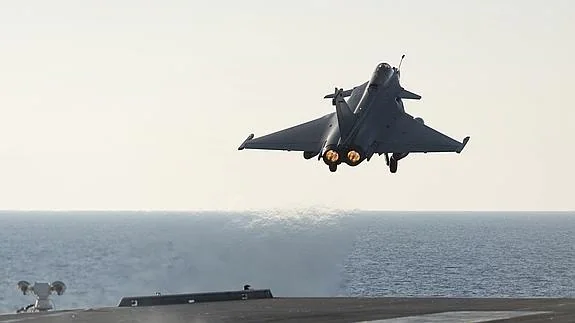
[{"left": 0, "top": 209, "right": 573, "bottom": 213}]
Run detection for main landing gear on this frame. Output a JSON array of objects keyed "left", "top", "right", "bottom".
[
  {"left": 389, "top": 157, "right": 398, "bottom": 173},
  {"left": 329, "top": 164, "right": 337, "bottom": 172},
  {"left": 384, "top": 153, "right": 398, "bottom": 173}
]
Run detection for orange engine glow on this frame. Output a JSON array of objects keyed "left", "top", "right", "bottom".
[
  {"left": 347, "top": 150, "right": 361, "bottom": 163},
  {"left": 325, "top": 150, "right": 339, "bottom": 163}
]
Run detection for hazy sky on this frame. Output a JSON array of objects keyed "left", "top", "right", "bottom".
[{"left": 0, "top": 0, "right": 573, "bottom": 211}]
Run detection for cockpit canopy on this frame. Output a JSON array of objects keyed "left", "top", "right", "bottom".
[{"left": 376, "top": 63, "right": 391, "bottom": 71}]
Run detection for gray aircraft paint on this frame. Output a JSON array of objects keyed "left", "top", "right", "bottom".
[{"left": 238, "top": 58, "right": 470, "bottom": 173}]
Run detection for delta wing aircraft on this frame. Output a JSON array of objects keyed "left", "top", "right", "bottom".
[{"left": 238, "top": 56, "right": 470, "bottom": 173}]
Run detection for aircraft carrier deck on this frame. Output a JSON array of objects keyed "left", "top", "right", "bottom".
[{"left": 2, "top": 289, "right": 575, "bottom": 323}]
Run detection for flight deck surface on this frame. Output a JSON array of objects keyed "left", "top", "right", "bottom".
[{"left": 1, "top": 297, "right": 574, "bottom": 323}]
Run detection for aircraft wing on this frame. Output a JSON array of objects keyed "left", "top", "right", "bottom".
[
  {"left": 238, "top": 113, "right": 335, "bottom": 152},
  {"left": 375, "top": 113, "right": 470, "bottom": 154}
]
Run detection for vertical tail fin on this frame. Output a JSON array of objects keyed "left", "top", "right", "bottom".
[{"left": 332, "top": 88, "right": 356, "bottom": 139}]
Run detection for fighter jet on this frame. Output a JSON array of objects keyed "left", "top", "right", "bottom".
[{"left": 238, "top": 56, "right": 470, "bottom": 173}]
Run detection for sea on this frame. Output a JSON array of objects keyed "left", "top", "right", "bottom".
[{"left": 0, "top": 210, "right": 574, "bottom": 313}]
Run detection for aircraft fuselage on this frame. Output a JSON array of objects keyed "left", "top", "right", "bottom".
[{"left": 326, "top": 63, "right": 404, "bottom": 167}]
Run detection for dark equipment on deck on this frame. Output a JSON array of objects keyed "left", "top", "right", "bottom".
[{"left": 118, "top": 288, "right": 273, "bottom": 307}]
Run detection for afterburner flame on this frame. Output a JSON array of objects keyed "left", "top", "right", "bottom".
[
  {"left": 347, "top": 150, "right": 361, "bottom": 163},
  {"left": 325, "top": 150, "right": 339, "bottom": 163}
]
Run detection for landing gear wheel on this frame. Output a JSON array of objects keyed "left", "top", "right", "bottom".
[
  {"left": 329, "top": 164, "right": 337, "bottom": 172},
  {"left": 389, "top": 158, "right": 398, "bottom": 173}
]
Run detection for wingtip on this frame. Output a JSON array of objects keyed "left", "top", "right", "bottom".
[
  {"left": 238, "top": 134, "right": 254, "bottom": 150},
  {"left": 457, "top": 136, "right": 470, "bottom": 153}
]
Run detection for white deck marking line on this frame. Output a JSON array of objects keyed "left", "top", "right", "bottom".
[{"left": 356, "top": 310, "right": 551, "bottom": 323}]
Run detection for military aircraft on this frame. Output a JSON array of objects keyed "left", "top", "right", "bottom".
[{"left": 238, "top": 56, "right": 470, "bottom": 173}]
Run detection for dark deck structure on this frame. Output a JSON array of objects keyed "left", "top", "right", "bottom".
[{"left": 2, "top": 296, "right": 575, "bottom": 322}]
